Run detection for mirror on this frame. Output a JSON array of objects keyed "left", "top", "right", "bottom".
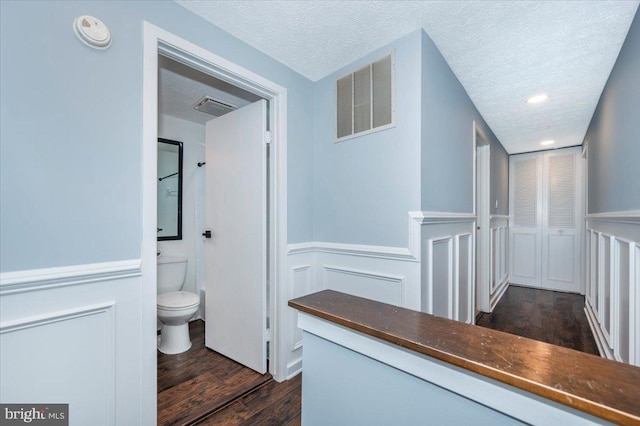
[{"left": 157, "top": 138, "right": 183, "bottom": 240}]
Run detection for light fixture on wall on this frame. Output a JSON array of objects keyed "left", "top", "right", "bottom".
[
  {"left": 540, "top": 140, "right": 555, "bottom": 146},
  {"left": 73, "top": 15, "right": 112, "bottom": 50},
  {"left": 526, "top": 94, "right": 549, "bottom": 104}
]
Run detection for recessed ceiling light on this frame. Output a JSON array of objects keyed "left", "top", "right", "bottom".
[
  {"left": 526, "top": 94, "right": 549, "bottom": 104},
  {"left": 540, "top": 140, "right": 555, "bottom": 146}
]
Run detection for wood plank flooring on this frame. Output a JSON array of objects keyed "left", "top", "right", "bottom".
[
  {"left": 158, "top": 320, "right": 301, "bottom": 425},
  {"left": 195, "top": 375, "right": 302, "bottom": 426},
  {"left": 476, "top": 285, "right": 599, "bottom": 355}
]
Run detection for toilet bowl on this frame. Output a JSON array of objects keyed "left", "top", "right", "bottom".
[
  {"left": 157, "top": 291, "right": 200, "bottom": 354},
  {"left": 157, "top": 256, "right": 200, "bottom": 355}
]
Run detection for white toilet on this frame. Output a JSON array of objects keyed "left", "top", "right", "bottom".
[{"left": 157, "top": 256, "right": 200, "bottom": 355}]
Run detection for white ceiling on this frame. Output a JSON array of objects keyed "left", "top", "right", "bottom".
[
  {"left": 175, "top": 0, "right": 638, "bottom": 153},
  {"left": 158, "top": 56, "right": 261, "bottom": 125}
]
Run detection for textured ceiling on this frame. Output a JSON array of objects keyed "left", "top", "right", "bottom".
[
  {"left": 159, "top": 56, "right": 261, "bottom": 125},
  {"left": 176, "top": 0, "right": 638, "bottom": 153}
]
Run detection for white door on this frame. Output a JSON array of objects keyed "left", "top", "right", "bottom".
[
  {"left": 509, "top": 147, "right": 583, "bottom": 292},
  {"left": 204, "top": 99, "right": 268, "bottom": 374},
  {"left": 509, "top": 154, "right": 542, "bottom": 287},
  {"left": 541, "top": 150, "right": 582, "bottom": 292}
]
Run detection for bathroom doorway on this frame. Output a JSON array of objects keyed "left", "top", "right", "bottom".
[
  {"left": 143, "top": 22, "right": 289, "bottom": 422},
  {"left": 156, "top": 54, "right": 271, "bottom": 374}
]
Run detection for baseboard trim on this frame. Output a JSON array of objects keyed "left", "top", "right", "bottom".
[
  {"left": 285, "top": 357, "right": 302, "bottom": 380},
  {"left": 584, "top": 304, "right": 614, "bottom": 360},
  {"left": 490, "top": 280, "right": 509, "bottom": 311}
]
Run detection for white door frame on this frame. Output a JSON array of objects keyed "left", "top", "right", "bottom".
[
  {"left": 474, "top": 123, "right": 491, "bottom": 313},
  {"left": 142, "top": 22, "right": 288, "bottom": 423}
]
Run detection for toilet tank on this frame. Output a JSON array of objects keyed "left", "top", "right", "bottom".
[{"left": 157, "top": 256, "right": 187, "bottom": 294}]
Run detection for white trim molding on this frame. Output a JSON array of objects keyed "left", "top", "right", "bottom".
[
  {"left": 289, "top": 241, "right": 416, "bottom": 262},
  {"left": 489, "top": 216, "right": 509, "bottom": 311},
  {"left": 0, "top": 264, "right": 134, "bottom": 424},
  {"left": 411, "top": 211, "right": 476, "bottom": 224},
  {"left": 0, "top": 259, "right": 141, "bottom": 295},
  {"left": 585, "top": 209, "right": 640, "bottom": 366},
  {"left": 285, "top": 211, "right": 481, "bottom": 373},
  {"left": 490, "top": 214, "right": 510, "bottom": 220},
  {"left": 417, "top": 211, "right": 476, "bottom": 323},
  {"left": 143, "top": 22, "right": 289, "bottom": 387},
  {"left": 586, "top": 210, "right": 640, "bottom": 223}
]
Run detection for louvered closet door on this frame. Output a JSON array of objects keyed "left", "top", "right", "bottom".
[
  {"left": 541, "top": 150, "right": 581, "bottom": 292},
  {"left": 509, "top": 154, "right": 542, "bottom": 287}
]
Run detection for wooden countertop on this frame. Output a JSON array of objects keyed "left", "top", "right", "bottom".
[{"left": 289, "top": 290, "right": 640, "bottom": 425}]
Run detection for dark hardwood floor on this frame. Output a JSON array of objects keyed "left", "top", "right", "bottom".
[
  {"left": 158, "top": 320, "right": 301, "bottom": 426},
  {"left": 476, "top": 285, "right": 599, "bottom": 355},
  {"left": 195, "top": 375, "right": 302, "bottom": 426}
]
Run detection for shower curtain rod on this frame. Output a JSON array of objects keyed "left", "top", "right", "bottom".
[{"left": 158, "top": 172, "right": 178, "bottom": 182}]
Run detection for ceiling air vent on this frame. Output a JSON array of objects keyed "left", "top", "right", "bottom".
[
  {"left": 193, "top": 95, "right": 237, "bottom": 117},
  {"left": 336, "top": 51, "right": 395, "bottom": 142}
]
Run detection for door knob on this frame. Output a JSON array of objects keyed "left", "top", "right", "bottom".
[{"left": 202, "top": 230, "right": 212, "bottom": 238}]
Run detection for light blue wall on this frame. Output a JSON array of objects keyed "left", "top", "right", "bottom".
[
  {"left": 490, "top": 137, "right": 510, "bottom": 215},
  {"left": 302, "top": 332, "right": 525, "bottom": 425},
  {"left": 0, "top": 1, "right": 314, "bottom": 272},
  {"left": 312, "top": 31, "right": 422, "bottom": 247},
  {"left": 584, "top": 8, "right": 640, "bottom": 213},
  {"left": 421, "top": 31, "right": 507, "bottom": 214}
]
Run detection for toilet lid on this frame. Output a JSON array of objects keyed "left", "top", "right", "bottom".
[{"left": 157, "top": 291, "right": 200, "bottom": 310}]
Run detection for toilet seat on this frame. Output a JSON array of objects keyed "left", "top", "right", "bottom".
[{"left": 157, "top": 291, "right": 200, "bottom": 311}]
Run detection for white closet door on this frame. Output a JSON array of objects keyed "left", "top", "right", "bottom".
[
  {"left": 541, "top": 150, "right": 582, "bottom": 292},
  {"left": 509, "top": 154, "right": 542, "bottom": 287},
  {"left": 509, "top": 147, "right": 583, "bottom": 293}
]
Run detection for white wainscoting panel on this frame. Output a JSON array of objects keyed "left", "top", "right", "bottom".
[
  {"left": 322, "top": 266, "right": 405, "bottom": 306},
  {"left": 585, "top": 211, "right": 640, "bottom": 366},
  {"left": 457, "top": 233, "right": 473, "bottom": 323},
  {"left": 0, "top": 260, "right": 143, "bottom": 424},
  {"left": 1, "top": 303, "right": 115, "bottom": 424},
  {"left": 418, "top": 212, "right": 476, "bottom": 324},
  {"left": 291, "top": 264, "right": 312, "bottom": 351},
  {"left": 490, "top": 216, "right": 509, "bottom": 310},
  {"left": 284, "top": 212, "right": 483, "bottom": 376},
  {"left": 284, "top": 213, "right": 424, "bottom": 377},
  {"left": 284, "top": 245, "right": 315, "bottom": 379}
]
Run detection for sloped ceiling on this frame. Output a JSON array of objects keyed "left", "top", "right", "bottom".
[{"left": 176, "top": 0, "right": 639, "bottom": 153}]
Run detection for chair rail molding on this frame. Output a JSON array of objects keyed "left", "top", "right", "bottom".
[
  {"left": 586, "top": 210, "right": 640, "bottom": 222},
  {"left": 0, "top": 259, "right": 142, "bottom": 295}
]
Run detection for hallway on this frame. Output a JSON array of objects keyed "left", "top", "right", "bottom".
[{"left": 477, "top": 286, "right": 599, "bottom": 355}]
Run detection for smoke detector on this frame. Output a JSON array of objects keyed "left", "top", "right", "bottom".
[
  {"left": 193, "top": 96, "right": 237, "bottom": 117},
  {"left": 73, "top": 15, "right": 111, "bottom": 50}
]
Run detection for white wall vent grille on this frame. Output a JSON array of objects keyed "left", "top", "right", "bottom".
[
  {"left": 194, "top": 95, "right": 237, "bottom": 117},
  {"left": 336, "top": 52, "right": 395, "bottom": 142}
]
